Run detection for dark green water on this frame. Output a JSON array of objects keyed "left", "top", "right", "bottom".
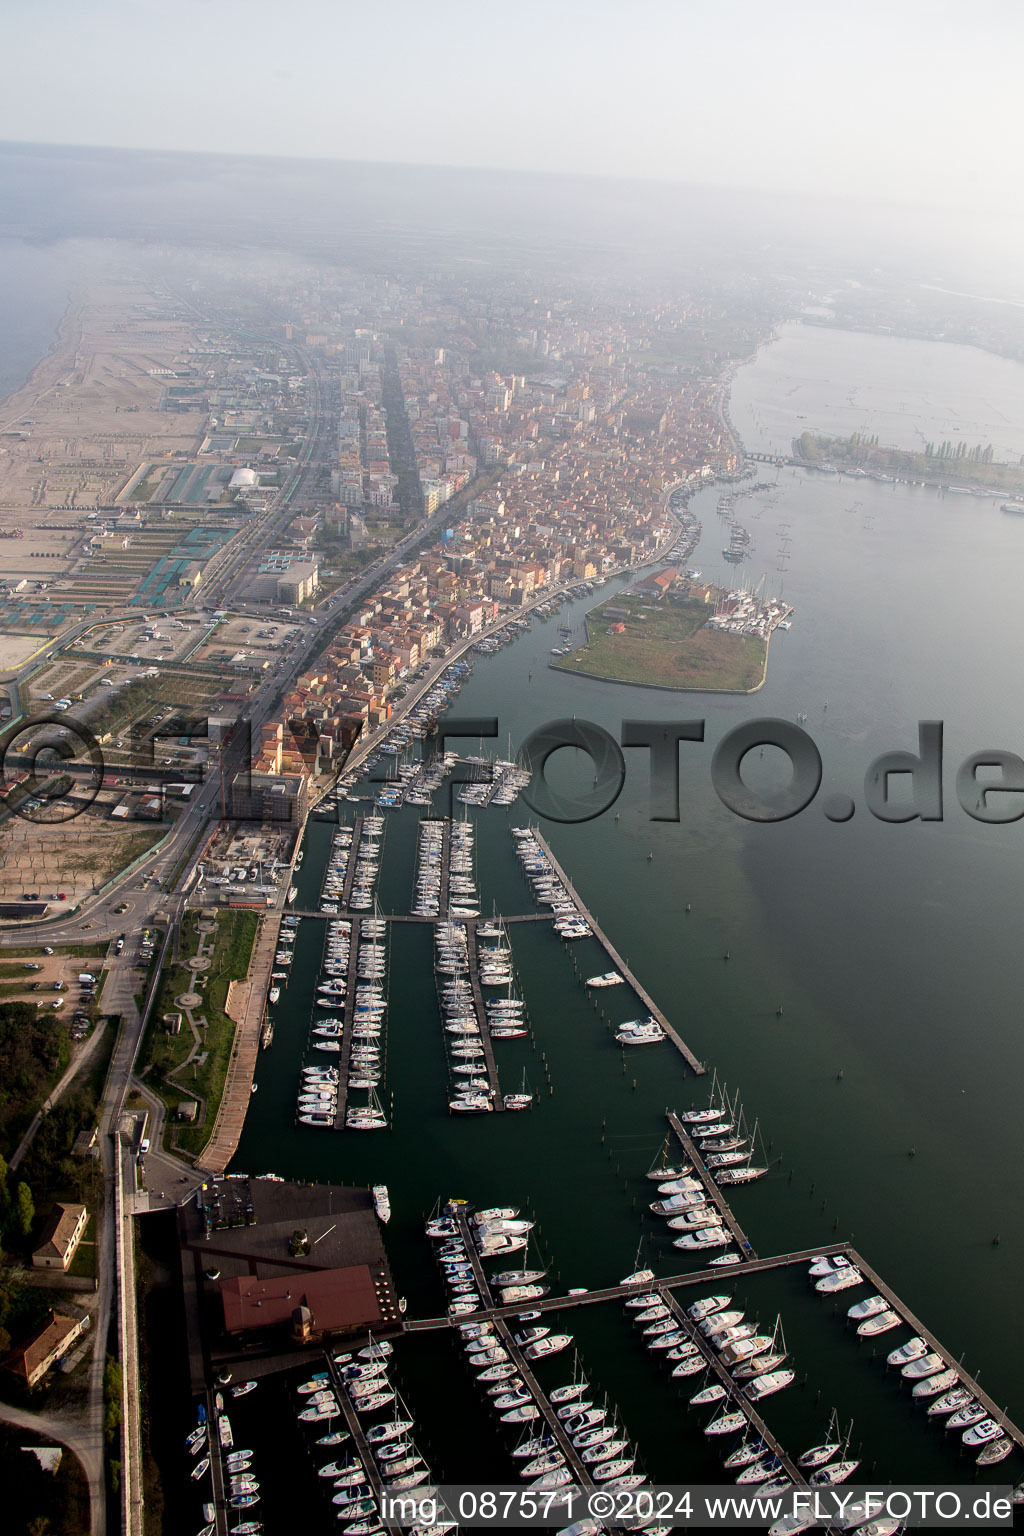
[{"left": 233, "top": 329, "right": 1024, "bottom": 1496}]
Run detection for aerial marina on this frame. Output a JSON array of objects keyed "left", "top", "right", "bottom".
[
  {"left": 5, "top": 116, "right": 1024, "bottom": 1536},
  {"left": 167, "top": 663, "right": 1024, "bottom": 1531}
]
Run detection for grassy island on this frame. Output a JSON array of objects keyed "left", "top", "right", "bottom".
[{"left": 553, "top": 589, "right": 767, "bottom": 693}]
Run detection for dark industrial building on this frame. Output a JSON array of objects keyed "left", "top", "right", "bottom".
[{"left": 177, "top": 1176, "right": 400, "bottom": 1389}]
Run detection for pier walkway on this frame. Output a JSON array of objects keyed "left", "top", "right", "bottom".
[
  {"left": 489, "top": 1319, "right": 596, "bottom": 1491},
  {"left": 530, "top": 831, "right": 706, "bottom": 1075},
  {"left": 666, "top": 1111, "right": 757, "bottom": 1260},
  {"left": 847, "top": 1247, "right": 1024, "bottom": 1454},
  {"left": 464, "top": 918, "right": 504, "bottom": 1111},
  {"left": 330, "top": 914, "right": 362, "bottom": 1127},
  {"left": 339, "top": 815, "right": 364, "bottom": 908},
  {"left": 326, "top": 1354, "right": 402, "bottom": 1536},
  {"left": 454, "top": 1208, "right": 496, "bottom": 1308},
  {"left": 403, "top": 1245, "right": 847, "bottom": 1331},
  {"left": 438, "top": 818, "right": 451, "bottom": 915},
  {"left": 656, "top": 1289, "right": 804, "bottom": 1485}
]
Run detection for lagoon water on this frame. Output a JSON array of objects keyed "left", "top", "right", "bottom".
[
  {"left": 233, "top": 324, "right": 1024, "bottom": 1486},
  {"left": 0, "top": 237, "right": 77, "bottom": 408}
]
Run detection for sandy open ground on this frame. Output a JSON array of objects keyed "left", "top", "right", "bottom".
[
  {"left": 0, "top": 277, "right": 207, "bottom": 600},
  {"left": 0, "top": 632, "right": 51, "bottom": 668}
]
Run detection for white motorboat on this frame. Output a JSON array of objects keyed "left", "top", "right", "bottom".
[
  {"left": 673, "top": 1227, "right": 730, "bottom": 1250},
  {"left": 744, "top": 1370, "right": 795, "bottom": 1401},
  {"left": 523, "top": 1333, "right": 572, "bottom": 1361},
  {"left": 847, "top": 1294, "right": 888, "bottom": 1321},
  {"left": 886, "top": 1335, "right": 928, "bottom": 1366},
  {"left": 912, "top": 1367, "right": 960, "bottom": 1398},
  {"left": 807, "top": 1253, "right": 853, "bottom": 1279},
  {"left": 857, "top": 1308, "right": 901, "bottom": 1337},
  {"left": 962, "top": 1417, "right": 1005, "bottom": 1447},
  {"left": 901, "top": 1351, "right": 946, "bottom": 1380},
  {"left": 814, "top": 1267, "right": 863, "bottom": 1294},
  {"left": 687, "top": 1294, "right": 731, "bottom": 1321},
  {"left": 698, "top": 1309, "right": 744, "bottom": 1335},
  {"left": 615, "top": 1020, "right": 666, "bottom": 1046}
]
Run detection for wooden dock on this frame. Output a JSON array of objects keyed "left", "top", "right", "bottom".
[
  {"left": 339, "top": 814, "right": 364, "bottom": 909},
  {"left": 453, "top": 1208, "right": 496, "bottom": 1309},
  {"left": 847, "top": 1246, "right": 1024, "bottom": 1454},
  {"left": 326, "top": 1355, "right": 403, "bottom": 1536},
  {"left": 438, "top": 818, "right": 452, "bottom": 915},
  {"left": 331, "top": 914, "right": 362, "bottom": 1127},
  {"left": 489, "top": 1319, "right": 596, "bottom": 1491},
  {"left": 530, "top": 831, "right": 706, "bottom": 1075},
  {"left": 403, "top": 1244, "right": 852, "bottom": 1331},
  {"left": 656, "top": 1288, "right": 804, "bottom": 1485},
  {"left": 463, "top": 918, "right": 504, "bottom": 1111},
  {"left": 666, "top": 1111, "right": 757, "bottom": 1260}
]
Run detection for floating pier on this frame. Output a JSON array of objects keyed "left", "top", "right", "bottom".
[
  {"left": 847, "top": 1246, "right": 1024, "bottom": 1455},
  {"left": 656, "top": 1288, "right": 804, "bottom": 1485},
  {"left": 453, "top": 1206, "right": 496, "bottom": 1308},
  {"left": 339, "top": 814, "right": 365, "bottom": 909},
  {"left": 529, "top": 830, "right": 706, "bottom": 1075},
  {"left": 326, "top": 1353, "right": 403, "bottom": 1536},
  {"left": 331, "top": 913, "right": 362, "bottom": 1128},
  {"left": 666, "top": 1111, "right": 757, "bottom": 1260},
  {"left": 438, "top": 818, "right": 452, "bottom": 915},
  {"left": 488, "top": 1318, "right": 597, "bottom": 1491},
  {"left": 463, "top": 918, "right": 504, "bottom": 1111}
]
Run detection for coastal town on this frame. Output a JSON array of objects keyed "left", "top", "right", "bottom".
[{"left": 0, "top": 253, "right": 1020, "bottom": 1536}]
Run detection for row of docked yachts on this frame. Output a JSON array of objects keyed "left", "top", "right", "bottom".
[
  {"left": 460, "top": 1319, "right": 658, "bottom": 1513},
  {"left": 295, "top": 917, "right": 390, "bottom": 1129},
  {"left": 447, "top": 818, "right": 479, "bottom": 919},
  {"left": 426, "top": 1203, "right": 550, "bottom": 1316},
  {"left": 512, "top": 827, "right": 591, "bottom": 939},
  {"left": 273, "top": 912, "right": 298, "bottom": 971},
  {"left": 632, "top": 1287, "right": 793, "bottom": 1415},
  {"left": 457, "top": 757, "right": 532, "bottom": 809},
  {"left": 374, "top": 749, "right": 456, "bottom": 812},
  {"left": 434, "top": 920, "right": 533, "bottom": 1113},
  {"left": 413, "top": 818, "right": 444, "bottom": 916},
  {"left": 320, "top": 823, "right": 355, "bottom": 911},
  {"left": 185, "top": 1388, "right": 265, "bottom": 1530},
  {"left": 295, "top": 1342, "right": 455, "bottom": 1536},
  {"left": 396, "top": 661, "right": 472, "bottom": 750},
  {"left": 350, "top": 815, "right": 385, "bottom": 912},
  {"left": 676, "top": 1099, "right": 768, "bottom": 1186},
  {"left": 810, "top": 1254, "right": 1016, "bottom": 1466}
]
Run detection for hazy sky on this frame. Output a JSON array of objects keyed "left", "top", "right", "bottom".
[{"left": 5, "top": 0, "right": 1022, "bottom": 216}]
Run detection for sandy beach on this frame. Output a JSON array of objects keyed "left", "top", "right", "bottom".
[{"left": 0, "top": 276, "right": 207, "bottom": 610}]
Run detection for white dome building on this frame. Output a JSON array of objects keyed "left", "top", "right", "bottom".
[{"left": 229, "top": 466, "right": 259, "bottom": 490}]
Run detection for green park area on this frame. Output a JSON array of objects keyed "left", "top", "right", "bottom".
[
  {"left": 554, "top": 589, "right": 766, "bottom": 692},
  {"left": 138, "top": 910, "right": 258, "bottom": 1157}
]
